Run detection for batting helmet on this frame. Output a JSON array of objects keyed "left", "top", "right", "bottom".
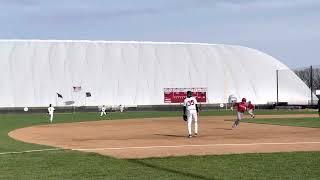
[
  {"left": 242, "top": 98, "right": 246, "bottom": 102},
  {"left": 187, "top": 91, "right": 192, "bottom": 98}
]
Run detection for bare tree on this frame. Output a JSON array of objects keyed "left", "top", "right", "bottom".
[{"left": 294, "top": 66, "right": 320, "bottom": 91}]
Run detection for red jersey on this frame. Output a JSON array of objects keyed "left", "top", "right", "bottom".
[
  {"left": 234, "top": 102, "right": 247, "bottom": 113},
  {"left": 247, "top": 103, "right": 255, "bottom": 110}
]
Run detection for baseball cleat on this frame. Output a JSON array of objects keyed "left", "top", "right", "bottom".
[
  {"left": 188, "top": 134, "right": 192, "bottom": 138},
  {"left": 194, "top": 133, "right": 198, "bottom": 137},
  {"left": 232, "top": 120, "right": 240, "bottom": 128},
  {"left": 232, "top": 122, "right": 238, "bottom": 128}
]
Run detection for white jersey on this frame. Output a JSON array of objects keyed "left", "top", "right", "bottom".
[
  {"left": 183, "top": 97, "right": 198, "bottom": 113},
  {"left": 119, "top": 105, "right": 124, "bottom": 112},
  {"left": 101, "top": 107, "right": 106, "bottom": 112},
  {"left": 48, "top": 107, "right": 55, "bottom": 114}
]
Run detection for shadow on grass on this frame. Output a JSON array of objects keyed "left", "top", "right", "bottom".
[{"left": 130, "top": 159, "right": 214, "bottom": 180}]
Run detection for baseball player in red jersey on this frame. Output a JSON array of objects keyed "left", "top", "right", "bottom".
[
  {"left": 247, "top": 101, "right": 255, "bottom": 118},
  {"left": 232, "top": 98, "right": 247, "bottom": 128}
]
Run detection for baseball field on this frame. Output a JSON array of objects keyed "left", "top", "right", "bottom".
[{"left": 1, "top": 110, "right": 320, "bottom": 179}]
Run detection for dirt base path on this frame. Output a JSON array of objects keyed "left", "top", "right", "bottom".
[{"left": 9, "top": 114, "right": 320, "bottom": 159}]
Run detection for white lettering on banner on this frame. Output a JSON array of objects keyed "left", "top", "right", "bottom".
[{"left": 163, "top": 87, "right": 207, "bottom": 103}]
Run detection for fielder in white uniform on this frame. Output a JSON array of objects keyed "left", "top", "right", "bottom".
[
  {"left": 119, "top": 105, "right": 124, "bottom": 112},
  {"left": 48, "top": 104, "right": 55, "bottom": 123},
  {"left": 100, "top": 105, "right": 107, "bottom": 117},
  {"left": 183, "top": 91, "right": 199, "bottom": 138}
]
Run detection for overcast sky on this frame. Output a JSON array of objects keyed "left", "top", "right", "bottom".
[{"left": 0, "top": 0, "right": 319, "bottom": 68}]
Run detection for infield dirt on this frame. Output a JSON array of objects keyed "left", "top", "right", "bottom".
[{"left": 9, "top": 114, "right": 320, "bottom": 159}]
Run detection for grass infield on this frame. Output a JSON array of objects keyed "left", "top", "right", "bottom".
[{"left": 0, "top": 110, "right": 319, "bottom": 179}]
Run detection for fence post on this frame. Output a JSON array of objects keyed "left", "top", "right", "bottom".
[
  {"left": 276, "top": 69, "right": 279, "bottom": 105},
  {"left": 310, "top": 65, "right": 313, "bottom": 105}
]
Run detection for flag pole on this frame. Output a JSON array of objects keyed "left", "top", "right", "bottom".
[
  {"left": 85, "top": 93, "right": 87, "bottom": 107},
  {"left": 71, "top": 88, "right": 74, "bottom": 121}
]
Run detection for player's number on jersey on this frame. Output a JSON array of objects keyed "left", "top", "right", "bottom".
[{"left": 187, "top": 100, "right": 195, "bottom": 106}]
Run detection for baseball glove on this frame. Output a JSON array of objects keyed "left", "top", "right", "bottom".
[{"left": 183, "top": 115, "right": 187, "bottom": 121}]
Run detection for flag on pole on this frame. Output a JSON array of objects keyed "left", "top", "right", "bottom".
[
  {"left": 86, "top": 92, "right": 91, "bottom": 97},
  {"left": 57, "top": 93, "right": 63, "bottom": 99},
  {"left": 73, "top": 86, "right": 82, "bottom": 92}
]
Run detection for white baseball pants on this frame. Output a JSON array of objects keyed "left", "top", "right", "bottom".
[
  {"left": 248, "top": 109, "right": 254, "bottom": 117},
  {"left": 187, "top": 112, "right": 198, "bottom": 135},
  {"left": 49, "top": 113, "right": 53, "bottom": 123},
  {"left": 100, "top": 111, "right": 107, "bottom": 116}
]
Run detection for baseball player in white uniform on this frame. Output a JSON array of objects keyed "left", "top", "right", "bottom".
[
  {"left": 183, "top": 91, "right": 199, "bottom": 138},
  {"left": 48, "top": 104, "right": 55, "bottom": 123},
  {"left": 100, "top": 105, "right": 107, "bottom": 117},
  {"left": 119, "top": 105, "right": 124, "bottom": 112}
]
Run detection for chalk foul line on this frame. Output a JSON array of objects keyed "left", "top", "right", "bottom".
[
  {"left": 1, "top": 141, "right": 320, "bottom": 155},
  {"left": 73, "top": 141, "right": 320, "bottom": 151},
  {"left": 0, "top": 148, "right": 61, "bottom": 155}
]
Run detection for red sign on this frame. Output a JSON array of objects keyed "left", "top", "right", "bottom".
[{"left": 164, "top": 88, "right": 207, "bottom": 103}]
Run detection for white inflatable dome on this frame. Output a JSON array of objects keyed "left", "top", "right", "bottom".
[{"left": 0, "top": 40, "right": 315, "bottom": 107}]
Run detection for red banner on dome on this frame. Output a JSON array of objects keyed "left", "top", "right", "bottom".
[{"left": 164, "top": 88, "right": 207, "bottom": 103}]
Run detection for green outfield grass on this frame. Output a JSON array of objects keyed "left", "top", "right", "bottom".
[
  {"left": 1, "top": 150, "right": 320, "bottom": 180},
  {"left": 243, "top": 117, "right": 320, "bottom": 128},
  {"left": 0, "top": 110, "right": 319, "bottom": 179}
]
